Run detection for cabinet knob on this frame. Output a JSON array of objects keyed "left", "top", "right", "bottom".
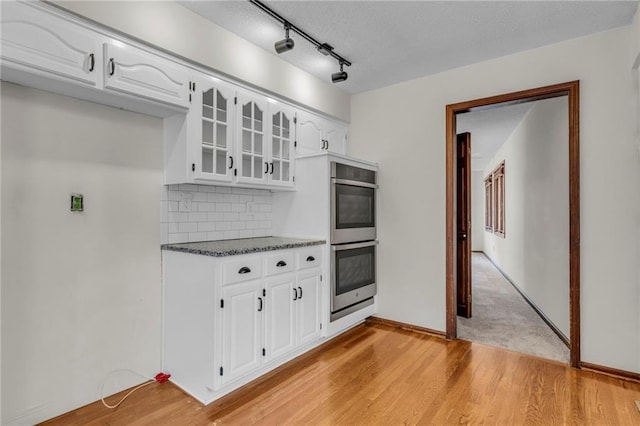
[
  {"left": 238, "top": 266, "right": 251, "bottom": 274},
  {"left": 276, "top": 260, "right": 287, "bottom": 267},
  {"left": 306, "top": 256, "right": 315, "bottom": 262}
]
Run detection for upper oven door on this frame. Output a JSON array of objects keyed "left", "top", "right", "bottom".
[{"left": 331, "top": 178, "right": 376, "bottom": 244}]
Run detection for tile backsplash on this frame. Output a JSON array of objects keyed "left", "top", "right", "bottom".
[{"left": 160, "top": 184, "right": 272, "bottom": 244}]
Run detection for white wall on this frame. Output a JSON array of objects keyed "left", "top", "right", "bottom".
[
  {"left": 1, "top": 83, "right": 163, "bottom": 424},
  {"left": 471, "top": 171, "right": 484, "bottom": 252},
  {"left": 350, "top": 25, "right": 640, "bottom": 372},
  {"left": 53, "top": 1, "right": 350, "bottom": 122},
  {"left": 482, "top": 97, "right": 569, "bottom": 337}
]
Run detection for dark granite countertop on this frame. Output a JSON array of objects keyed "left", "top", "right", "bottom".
[{"left": 161, "top": 236, "right": 326, "bottom": 257}]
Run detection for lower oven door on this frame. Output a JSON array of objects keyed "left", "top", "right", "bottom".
[{"left": 331, "top": 241, "right": 377, "bottom": 313}]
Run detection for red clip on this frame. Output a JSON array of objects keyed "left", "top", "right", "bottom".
[{"left": 155, "top": 372, "right": 171, "bottom": 383}]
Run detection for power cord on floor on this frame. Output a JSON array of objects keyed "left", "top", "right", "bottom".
[{"left": 100, "top": 369, "right": 171, "bottom": 409}]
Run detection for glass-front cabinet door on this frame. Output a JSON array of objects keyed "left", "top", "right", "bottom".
[
  {"left": 236, "top": 91, "right": 268, "bottom": 185},
  {"left": 191, "top": 75, "right": 234, "bottom": 182},
  {"left": 269, "top": 104, "right": 295, "bottom": 187}
]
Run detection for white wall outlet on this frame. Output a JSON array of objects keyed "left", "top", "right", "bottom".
[
  {"left": 247, "top": 202, "right": 256, "bottom": 214},
  {"left": 179, "top": 193, "right": 193, "bottom": 212}
]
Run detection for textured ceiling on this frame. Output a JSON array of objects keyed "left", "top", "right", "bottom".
[
  {"left": 457, "top": 102, "right": 535, "bottom": 172},
  {"left": 178, "top": 0, "right": 639, "bottom": 94}
]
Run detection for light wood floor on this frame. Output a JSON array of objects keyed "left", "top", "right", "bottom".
[{"left": 42, "top": 322, "right": 640, "bottom": 425}]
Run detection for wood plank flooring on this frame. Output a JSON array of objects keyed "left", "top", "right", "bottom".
[{"left": 41, "top": 322, "right": 640, "bottom": 425}]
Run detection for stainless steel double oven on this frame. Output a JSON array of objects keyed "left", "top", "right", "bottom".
[{"left": 330, "top": 161, "right": 377, "bottom": 320}]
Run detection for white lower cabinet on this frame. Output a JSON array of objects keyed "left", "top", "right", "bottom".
[
  {"left": 221, "top": 279, "right": 263, "bottom": 385},
  {"left": 265, "top": 275, "right": 297, "bottom": 361},
  {"left": 297, "top": 271, "right": 322, "bottom": 345},
  {"left": 163, "top": 246, "right": 324, "bottom": 404}
]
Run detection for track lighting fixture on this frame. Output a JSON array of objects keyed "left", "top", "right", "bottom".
[
  {"left": 331, "top": 62, "right": 348, "bottom": 83},
  {"left": 274, "top": 22, "right": 294, "bottom": 54},
  {"left": 249, "top": 0, "right": 352, "bottom": 84}
]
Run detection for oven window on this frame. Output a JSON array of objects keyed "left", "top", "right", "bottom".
[
  {"left": 335, "top": 246, "right": 376, "bottom": 295},
  {"left": 335, "top": 184, "right": 375, "bottom": 229}
]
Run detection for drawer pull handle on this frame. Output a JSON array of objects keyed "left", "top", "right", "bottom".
[
  {"left": 238, "top": 266, "right": 251, "bottom": 274},
  {"left": 298, "top": 286, "right": 303, "bottom": 299},
  {"left": 108, "top": 58, "right": 115, "bottom": 76},
  {"left": 258, "top": 297, "right": 263, "bottom": 311},
  {"left": 306, "top": 256, "right": 315, "bottom": 262},
  {"left": 276, "top": 260, "right": 287, "bottom": 267},
  {"left": 88, "top": 53, "right": 95, "bottom": 72},
  {"left": 293, "top": 288, "right": 298, "bottom": 301}
]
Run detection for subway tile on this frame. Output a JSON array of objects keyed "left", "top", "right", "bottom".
[
  {"left": 198, "top": 222, "right": 216, "bottom": 232},
  {"left": 196, "top": 203, "right": 211, "bottom": 212},
  {"left": 216, "top": 203, "right": 232, "bottom": 212},
  {"left": 188, "top": 232, "right": 208, "bottom": 242},
  {"left": 167, "top": 190, "right": 181, "bottom": 202},
  {"left": 168, "top": 212, "right": 189, "bottom": 222},
  {"left": 238, "top": 230, "right": 253, "bottom": 238},
  {"left": 192, "top": 192, "right": 208, "bottom": 202},
  {"left": 208, "top": 193, "right": 224, "bottom": 202},
  {"left": 179, "top": 184, "right": 198, "bottom": 192},
  {"left": 217, "top": 186, "right": 232, "bottom": 194},
  {"left": 179, "top": 222, "right": 198, "bottom": 233},
  {"left": 216, "top": 222, "right": 231, "bottom": 231},
  {"left": 167, "top": 201, "right": 179, "bottom": 212},
  {"left": 223, "top": 212, "right": 239, "bottom": 221},
  {"left": 168, "top": 233, "right": 188, "bottom": 244},
  {"left": 231, "top": 221, "right": 246, "bottom": 230},
  {"left": 223, "top": 230, "right": 239, "bottom": 239},
  {"left": 207, "top": 231, "right": 224, "bottom": 241},
  {"left": 198, "top": 185, "right": 217, "bottom": 193},
  {"left": 188, "top": 212, "right": 207, "bottom": 222},
  {"left": 168, "top": 223, "right": 179, "bottom": 233},
  {"left": 207, "top": 212, "right": 224, "bottom": 221},
  {"left": 160, "top": 223, "right": 168, "bottom": 244},
  {"left": 232, "top": 203, "right": 246, "bottom": 212}
]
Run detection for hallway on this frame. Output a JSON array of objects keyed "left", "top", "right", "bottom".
[{"left": 458, "top": 253, "right": 569, "bottom": 363}]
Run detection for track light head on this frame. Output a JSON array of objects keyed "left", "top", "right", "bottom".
[
  {"left": 331, "top": 62, "right": 348, "bottom": 83},
  {"left": 275, "top": 23, "right": 294, "bottom": 54}
]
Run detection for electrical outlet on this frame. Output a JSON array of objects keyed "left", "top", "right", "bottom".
[{"left": 179, "top": 193, "right": 193, "bottom": 212}]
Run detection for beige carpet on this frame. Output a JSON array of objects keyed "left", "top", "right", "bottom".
[{"left": 458, "top": 253, "right": 570, "bottom": 363}]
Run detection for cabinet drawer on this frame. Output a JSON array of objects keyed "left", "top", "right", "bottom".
[
  {"left": 296, "top": 246, "right": 323, "bottom": 270},
  {"left": 222, "top": 256, "right": 262, "bottom": 286},
  {"left": 264, "top": 251, "right": 295, "bottom": 276}
]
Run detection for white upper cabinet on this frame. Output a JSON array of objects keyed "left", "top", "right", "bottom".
[
  {"left": 236, "top": 90, "right": 269, "bottom": 185},
  {"left": 103, "top": 41, "right": 190, "bottom": 108},
  {"left": 324, "top": 121, "right": 347, "bottom": 156},
  {"left": 296, "top": 110, "right": 347, "bottom": 156},
  {"left": 0, "top": 1, "right": 101, "bottom": 86},
  {"left": 268, "top": 103, "right": 296, "bottom": 187},
  {"left": 191, "top": 75, "right": 235, "bottom": 183}
]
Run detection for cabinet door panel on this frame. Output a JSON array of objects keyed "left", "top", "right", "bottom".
[
  {"left": 221, "top": 280, "right": 262, "bottom": 384},
  {"left": 296, "top": 111, "right": 324, "bottom": 156},
  {"left": 269, "top": 104, "right": 296, "bottom": 187},
  {"left": 104, "top": 42, "right": 189, "bottom": 108},
  {"left": 324, "top": 121, "right": 347, "bottom": 155},
  {"left": 192, "top": 75, "right": 235, "bottom": 182},
  {"left": 1, "top": 2, "right": 100, "bottom": 86},
  {"left": 297, "top": 271, "right": 322, "bottom": 345},
  {"left": 236, "top": 91, "right": 268, "bottom": 184},
  {"left": 265, "top": 276, "right": 296, "bottom": 361}
]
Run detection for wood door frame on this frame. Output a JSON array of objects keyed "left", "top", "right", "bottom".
[{"left": 445, "top": 81, "right": 581, "bottom": 368}]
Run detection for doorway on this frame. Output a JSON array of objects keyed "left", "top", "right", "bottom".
[{"left": 445, "top": 81, "right": 580, "bottom": 367}]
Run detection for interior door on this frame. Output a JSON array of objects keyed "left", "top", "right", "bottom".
[{"left": 456, "top": 132, "right": 472, "bottom": 318}]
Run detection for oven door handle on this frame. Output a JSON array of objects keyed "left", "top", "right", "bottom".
[
  {"left": 331, "top": 241, "right": 378, "bottom": 251},
  {"left": 331, "top": 178, "right": 377, "bottom": 189}
]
